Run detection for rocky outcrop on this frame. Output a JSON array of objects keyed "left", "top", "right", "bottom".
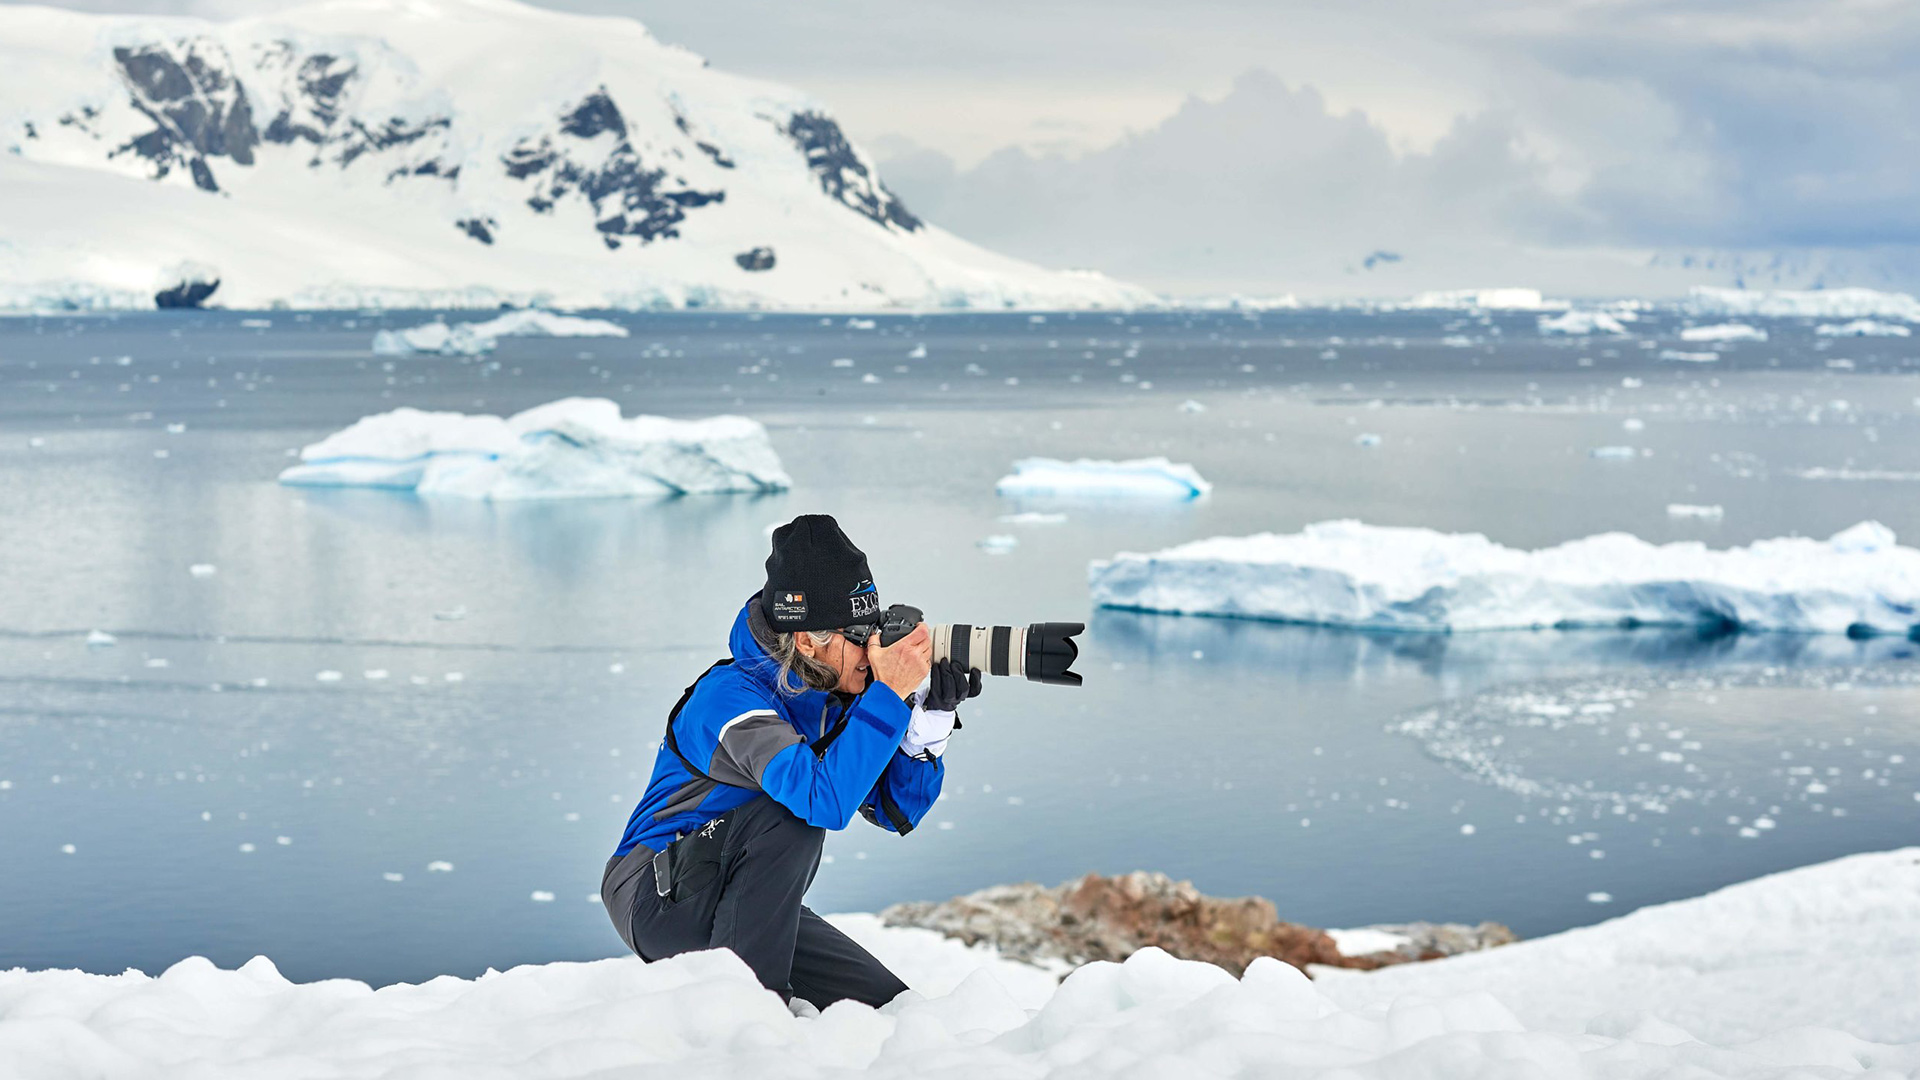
[
  {"left": 735, "top": 246, "right": 775, "bottom": 271},
  {"left": 880, "top": 871, "right": 1516, "bottom": 977},
  {"left": 783, "top": 111, "right": 920, "bottom": 233}
]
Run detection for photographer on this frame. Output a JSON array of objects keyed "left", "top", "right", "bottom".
[{"left": 601, "top": 514, "right": 980, "bottom": 1010}]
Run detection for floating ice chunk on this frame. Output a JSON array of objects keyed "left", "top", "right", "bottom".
[
  {"left": 85, "top": 630, "right": 116, "bottom": 647},
  {"left": 996, "top": 457, "right": 1211, "bottom": 501},
  {"left": 1355, "top": 433, "right": 1382, "bottom": 447},
  {"left": 382, "top": 872, "right": 404, "bottom": 882},
  {"left": 1178, "top": 399, "right": 1207, "bottom": 413},
  {"left": 977, "top": 535, "right": 1018, "bottom": 554},
  {"left": 1793, "top": 467, "right": 1920, "bottom": 482},
  {"left": 1658, "top": 349, "right": 1720, "bottom": 363},
  {"left": 1088, "top": 519, "right": 1920, "bottom": 635},
  {"left": 530, "top": 890, "right": 555, "bottom": 902},
  {"left": 188, "top": 564, "right": 217, "bottom": 577},
  {"left": 61, "top": 844, "right": 76, "bottom": 854},
  {"left": 1408, "top": 287, "right": 1546, "bottom": 310},
  {"left": 1689, "top": 285, "right": 1920, "bottom": 321},
  {"left": 907, "top": 344, "right": 927, "bottom": 359},
  {"left": 1816, "top": 320, "right": 1911, "bottom": 337},
  {"left": 279, "top": 398, "right": 790, "bottom": 499},
  {"left": 315, "top": 670, "right": 343, "bottom": 682},
  {"left": 1589, "top": 446, "right": 1639, "bottom": 460},
  {"left": 998, "top": 512, "right": 1067, "bottom": 525},
  {"left": 846, "top": 317, "right": 877, "bottom": 330},
  {"left": 427, "top": 861, "right": 454, "bottom": 873},
  {"left": 1586, "top": 891, "right": 1612, "bottom": 903},
  {"left": 1667, "top": 504, "right": 1725, "bottom": 519},
  {"left": 372, "top": 310, "right": 628, "bottom": 356},
  {"left": 1621, "top": 418, "right": 1645, "bottom": 432},
  {"left": 239, "top": 318, "right": 272, "bottom": 329},
  {"left": 1538, "top": 311, "right": 1627, "bottom": 335},
  {"left": 1680, "top": 323, "right": 1767, "bottom": 343}
]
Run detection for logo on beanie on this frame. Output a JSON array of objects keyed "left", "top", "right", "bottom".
[
  {"left": 770, "top": 591, "right": 808, "bottom": 622},
  {"left": 849, "top": 580, "right": 879, "bottom": 618}
]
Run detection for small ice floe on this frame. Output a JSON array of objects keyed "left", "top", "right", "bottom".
[
  {"left": 1659, "top": 350, "right": 1721, "bottom": 363},
  {"left": 1538, "top": 311, "right": 1627, "bottom": 336},
  {"left": 1792, "top": 467, "right": 1920, "bottom": 482},
  {"left": 372, "top": 311, "right": 627, "bottom": 357},
  {"left": 907, "top": 344, "right": 928, "bottom": 359},
  {"left": 1815, "top": 320, "right": 1911, "bottom": 338},
  {"left": 1178, "top": 399, "right": 1207, "bottom": 413},
  {"left": 444, "top": 672, "right": 465, "bottom": 683},
  {"left": 1680, "top": 323, "right": 1767, "bottom": 343},
  {"left": 27, "top": 437, "right": 44, "bottom": 448},
  {"left": 1355, "top": 433, "right": 1382, "bottom": 447},
  {"left": 363, "top": 669, "right": 389, "bottom": 681},
  {"left": 238, "top": 843, "right": 256, "bottom": 853},
  {"left": 1621, "top": 418, "right": 1645, "bottom": 432},
  {"left": 1589, "top": 446, "right": 1640, "bottom": 460},
  {"left": 427, "top": 861, "right": 455, "bottom": 873},
  {"left": 166, "top": 423, "right": 186, "bottom": 434},
  {"left": 61, "top": 844, "right": 76, "bottom": 854},
  {"left": 315, "top": 670, "right": 343, "bottom": 682},
  {"left": 1459, "top": 824, "right": 1477, "bottom": 835},
  {"left": 145, "top": 658, "right": 170, "bottom": 669},
  {"left": 996, "top": 457, "right": 1211, "bottom": 501},
  {"left": 276, "top": 836, "right": 292, "bottom": 846},
  {"left": 279, "top": 399, "right": 790, "bottom": 499},
  {"left": 998, "top": 512, "right": 1067, "bottom": 525},
  {"left": 531, "top": 890, "right": 556, "bottom": 903},
  {"left": 1089, "top": 518, "right": 1920, "bottom": 635},
  {"left": 1587, "top": 891, "right": 1613, "bottom": 903},
  {"left": 831, "top": 357, "right": 855, "bottom": 367},
  {"left": 1621, "top": 377, "right": 1644, "bottom": 388},
  {"left": 434, "top": 606, "right": 468, "bottom": 621},
  {"left": 1667, "top": 504, "right": 1725, "bottom": 519},
  {"left": 846, "top": 318, "right": 877, "bottom": 330},
  {"left": 861, "top": 372, "right": 881, "bottom": 384},
  {"left": 85, "top": 630, "right": 117, "bottom": 648},
  {"left": 383, "top": 872, "right": 405, "bottom": 882},
  {"left": 977, "top": 535, "right": 1019, "bottom": 554},
  {"left": 188, "top": 564, "right": 217, "bottom": 577},
  {"left": 239, "top": 318, "right": 273, "bottom": 329}
]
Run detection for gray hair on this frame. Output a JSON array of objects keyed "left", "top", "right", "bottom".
[{"left": 764, "top": 629, "right": 841, "bottom": 696}]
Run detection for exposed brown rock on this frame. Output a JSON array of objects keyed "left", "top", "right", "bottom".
[{"left": 879, "top": 871, "right": 1516, "bottom": 977}]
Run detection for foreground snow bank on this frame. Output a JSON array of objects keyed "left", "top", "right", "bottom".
[
  {"left": 996, "top": 457, "right": 1211, "bottom": 500},
  {"left": 372, "top": 310, "right": 629, "bottom": 356},
  {"left": 5, "top": 855, "right": 1917, "bottom": 1080},
  {"left": 1088, "top": 519, "right": 1920, "bottom": 634},
  {"left": 279, "top": 398, "right": 790, "bottom": 499},
  {"left": 1318, "top": 848, "right": 1920, "bottom": 1047}
]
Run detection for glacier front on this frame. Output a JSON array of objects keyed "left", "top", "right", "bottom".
[
  {"left": 279, "top": 398, "right": 790, "bottom": 499},
  {"left": 1088, "top": 519, "right": 1920, "bottom": 635}
]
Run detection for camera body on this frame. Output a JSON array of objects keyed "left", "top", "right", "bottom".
[{"left": 850, "top": 604, "right": 1083, "bottom": 686}]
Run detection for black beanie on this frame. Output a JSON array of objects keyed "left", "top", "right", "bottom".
[{"left": 762, "top": 514, "right": 881, "bottom": 631}]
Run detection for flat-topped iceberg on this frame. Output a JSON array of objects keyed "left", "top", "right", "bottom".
[
  {"left": 1816, "top": 319, "right": 1912, "bottom": 337},
  {"left": 1688, "top": 285, "right": 1920, "bottom": 321},
  {"left": 279, "top": 398, "right": 789, "bottom": 499},
  {"left": 1089, "top": 519, "right": 1920, "bottom": 635},
  {"left": 372, "top": 310, "right": 629, "bottom": 357},
  {"left": 996, "top": 457, "right": 1211, "bottom": 500},
  {"left": 1537, "top": 310, "right": 1627, "bottom": 335},
  {"left": 1679, "top": 322, "right": 1767, "bottom": 343}
]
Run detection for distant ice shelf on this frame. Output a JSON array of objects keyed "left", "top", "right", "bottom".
[
  {"left": 1815, "top": 319, "right": 1913, "bottom": 337},
  {"left": 1679, "top": 322, "right": 1767, "bottom": 343},
  {"left": 1687, "top": 286, "right": 1920, "bottom": 321},
  {"left": 996, "top": 458, "right": 1211, "bottom": 501},
  {"left": 1088, "top": 519, "right": 1920, "bottom": 635},
  {"left": 372, "top": 310, "right": 629, "bottom": 356},
  {"left": 279, "top": 398, "right": 789, "bottom": 499}
]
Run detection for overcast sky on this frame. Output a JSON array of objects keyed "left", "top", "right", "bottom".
[{"left": 15, "top": 0, "right": 1920, "bottom": 295}]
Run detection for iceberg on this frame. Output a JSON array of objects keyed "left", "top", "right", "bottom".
[
  {"left": 1407, "top": 287, "right": 1547, "bottom": 310},
  {"left": 1688, "top": 285, "right": 1920, "bottom": 321},
  {"left": 371, "top": 310, "right": 630, "bottom": 356},
  {"left": 2, "top": 851, "right": 1918, "bottom": 1078},
  {"left": 279, "top": 398, "right": 790, "bottom": 499},
  {"left": 1537, "top": 310, "right": 1627, "bottom": 335},
  {"left": 1679, "top": 323, "right": 1767, "bottom": 343},
  {"left": 1816, "top": 319, "right": 1912, "bottom": 337},
  {"left": 996, "top": 458, "right": 1211, "bottom": 501},
  {"left": 1087, "top": 519, "right": 1920, "bottom": 635}
]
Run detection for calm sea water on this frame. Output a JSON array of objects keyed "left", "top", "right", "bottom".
[{"left": 2, "top": 308, "right": 1917, "bottom": 986}]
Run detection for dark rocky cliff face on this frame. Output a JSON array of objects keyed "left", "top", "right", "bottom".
[
  {"left": 110, "top": 40, "right": 258, "bottom": 192},
  {"left": 784, "top": 111, "right": 921, "bottom": 233},
  {"left": 501, "top": 86, "right": 727, "bottom": 250}
]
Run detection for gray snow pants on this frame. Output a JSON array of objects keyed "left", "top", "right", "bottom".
[{"left": 601, "top": 794, "right": 909, "bottom": 1008}]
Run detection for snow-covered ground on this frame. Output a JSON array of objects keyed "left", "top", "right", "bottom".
[
  {"left": 371, "top": 310, "right": 628, "bottom": 356},
  {"left": 1, "top": 851, "right": 1913, "bottom": 1078},
  {"left": 0, "top": 0, "right": 1151, "bottom": 312},
  {"left": 279, "top": 397, "right": 790, "bottom": 498},
  {"left": 1088, "top": 519, "right": 1920, "bottom": 634},
  {"left": 995, "top": 457, "right": 1212, "bottom": 500}
]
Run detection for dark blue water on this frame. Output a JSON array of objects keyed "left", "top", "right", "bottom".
[{"left": 2, "top": 308, "right": 1917, "bottom": 985}]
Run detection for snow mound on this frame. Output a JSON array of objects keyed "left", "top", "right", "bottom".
[
  {"left": 1816, "top": 319, "right": 1912, "bottom": 338},
  {"left": 372, "top": 310, "right": 629, "bottom": 356},
  {"left": 4, "top": 853, "right": 1919, "bottom": 1079},
  {"left": 1680, "top": 323, "right": 1767, "bottom": 343},
  {"left": 996, "top": 457, "right": 1211, "bottom": 501},
  {"left": 1538, "top": 310, "right": 1627, "bottom": 335},
  {"left": 279, "top": 398, "right": 789, "bottom": 499},
  {"left": 1689, "top": 286, "right": 1920, "bottom": 321},
  {"left": 1087, "top": 519, "right": 1920, "bottom": 635}
]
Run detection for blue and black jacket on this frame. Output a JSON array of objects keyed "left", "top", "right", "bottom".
[{"left": 613, "top": 594, "right": 945, "bottom": 858}]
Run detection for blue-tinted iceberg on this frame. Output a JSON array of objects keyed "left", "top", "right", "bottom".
[
  {"left": 1090, "top": 519, "right": 1920, "bottom": 635},
  {"left": 996, "top": 458, "right": 1211, "bottom": 500},
  {"left": 279, "top": 398, "right": 789, "bottom": 499}
]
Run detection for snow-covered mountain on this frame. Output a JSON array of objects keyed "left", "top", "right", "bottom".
[{"left": 0, "top": 0, "right": 1151, "bottom": 312}]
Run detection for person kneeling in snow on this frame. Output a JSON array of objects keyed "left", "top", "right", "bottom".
[{"left": 602, "top": 514, "right": 977, "bottom": 1008}]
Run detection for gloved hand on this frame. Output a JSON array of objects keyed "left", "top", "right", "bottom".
[{"left": 921, "top": 658, "right": 982, "bottom": 713}]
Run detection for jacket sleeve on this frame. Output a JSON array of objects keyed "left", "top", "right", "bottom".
[
  {"left": 736, "top": 685, "right": 914, "bottom": 830},
  {"left": 860, "top": 749, "right": 944, "bottom": 834}
]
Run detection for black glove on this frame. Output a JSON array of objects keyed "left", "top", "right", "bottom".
[{"left": 921, "top": 658, "right": 982, "bottom": 713}]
